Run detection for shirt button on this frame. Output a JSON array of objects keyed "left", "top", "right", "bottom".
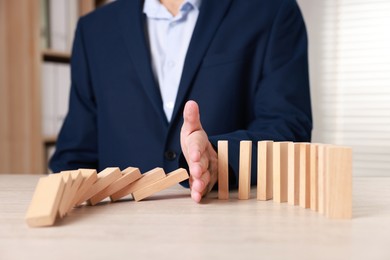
[
  {"left": 165, "top": 102, "right": 174, "bottom": 110},
  {"left": 165, "top": 150, "right": 177, "bottom": 161}
]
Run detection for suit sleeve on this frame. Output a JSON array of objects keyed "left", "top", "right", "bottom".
[
  {"left": 49, "top": 18, "right": 99, "bottom": 172},
  {"left": 207, "top": 0, "right": 312, "bottom": 187}
]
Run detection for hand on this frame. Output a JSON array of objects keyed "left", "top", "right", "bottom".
[{"left": 180, "top": 100, "right": 218, "bottom": 203}]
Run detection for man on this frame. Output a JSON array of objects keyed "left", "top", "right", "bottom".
[{"left": 50, "top": 0, "right": 312, "bottom": 203}]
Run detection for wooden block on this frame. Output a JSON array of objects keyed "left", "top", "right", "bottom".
[
  {"left": 325, "top": 146, "right": 352, "bottom": 219},
  {"left": 73, "top": 169, "right": 98, "bottom": 207},
  {"left": 218, "top": 140, "right": 229, "bottom": 200},
  {"left": 238, "top": 141, "right": 252, "bottom": 200},
  {"left": 273, "top": 142, "right": 288, "bottom": 203},
  {"left": 110, "top": 167, "right": 166, "bottom": 202},
  {"left": 299, "top": 143, "right": 310, "bottom": 208},
  {"left": 318, "top": 145, "right": 326, "bottom": 214},
  {"left": 80, "top": 167, "right": 122, "bottom": 205},
  {"left": 58, "top": 171, "right": 73, "bottom": 218},
  {"left": 287, "top": 142, "right": 299, "bottom": 205},
  {"left": 89, "top": 167, "right": 142, "bottom": 205},
  {"left": 133, "top": 168, "right": 189, "bottom": 201},
  {"left": 25, "top": 175, "right": 65, "bottom": 227},
  {"left": 310, "top": 144, "right": 319, "bottom": 211},
  {"left": 65, "top": 170, "right": 84, "bottom": 214},
  {"left": 257, "top": 141, "right": 273, "bottom": 201}
]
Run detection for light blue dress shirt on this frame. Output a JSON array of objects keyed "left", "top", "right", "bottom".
[{"left": 143, "top": 0, "right": 201, "bottom": 122}]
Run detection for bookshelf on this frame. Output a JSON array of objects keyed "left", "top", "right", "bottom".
[{"left": 0, "top": 0, "right": 111, "bottom": 174}]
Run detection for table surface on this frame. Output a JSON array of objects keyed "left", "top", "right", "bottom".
[{"left": 0, "top": 174, "right": 389, "bottom": 260}]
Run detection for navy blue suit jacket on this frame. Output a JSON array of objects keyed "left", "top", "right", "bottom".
[{"left": 50, "top": 0, "right": 312, "bottom": 187}]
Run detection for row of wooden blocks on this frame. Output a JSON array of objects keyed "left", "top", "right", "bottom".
[
  {"left": 218, "top": 141, "right": 353, "bottom": 219},
  {"left": 25, "top": 167, "right": 189, "bottom": 227},
  {"left": 26, "top": 140, "right": 352, "bottom": 227}
]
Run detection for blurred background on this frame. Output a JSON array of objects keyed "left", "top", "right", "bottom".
[{"left": 0, "top": 0, "right": 389, "bottom": 176}]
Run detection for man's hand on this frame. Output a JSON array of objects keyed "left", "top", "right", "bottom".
[{"left": 180, "top": 100, "right": 218, "bottom": 203}]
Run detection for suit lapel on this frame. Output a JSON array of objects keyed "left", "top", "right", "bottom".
[
  {"left": 170, "top": 0, "right": 233, "bottom": 124},
  {"left": 117, "top": 0, "right": 168, "bottom": 125},
  {"left": 116, "top": 0, "right": 233, "bottom": 126}
]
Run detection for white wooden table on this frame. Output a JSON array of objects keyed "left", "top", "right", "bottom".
[{"left": 0, "top": 174, "right": 389, "bottom": 260}]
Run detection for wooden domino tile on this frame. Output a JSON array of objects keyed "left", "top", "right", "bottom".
[
  {"left": 273, "top": 142, "right": 288, "bottom": 203},
  {"left": 25, "top": 175, "right": 65, "bottom": 227},
  {"left": 132, "top": 168, "right": 189, "bottom": 202},
  {"left": 325, "top": 146, "right": 352, "bottom": 219},
  {"left": 58, "top": 171, "right": 74, "bottom": 218},
  {"left": 299, "top": 143, "right": 310, "bottom": 209},
  {"left": 310, "top": 144, "right": 319, "bottom": 211},
  {"left": 89, "top": 167, "right": 142, "bottom": 206},
  {"left": 257, "top": 141, "right": 273, "bottom": 201},
  {"left": 73, "top": 169, "right": 98, "bottom": 207},
  {"left": 317, "top": 145, "right": 326, "bottom": 214},
  {"left": 218, "top": 140, "right": 229, "bottom": 200},
  {"left": 287, "top": 142, "right": 299, "bottom": 205},
  {"left": 238, "top": 141, "right": 252, "bottom": 200},
  {"left": 77, "top": 167, "right": 122, "bottom": 205},
  {"left": 65, "top": 170, "right": 84, "bottom": 214},
  {"left": 110, "top": 167, "right": 166, "bottom": 202}
]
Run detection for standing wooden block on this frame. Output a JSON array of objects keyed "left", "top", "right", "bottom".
[
  {"left": 110, "top": 167, "right": 166, "bottom": 202},
  {"left": 218, "top": 141, "right": 229, "bottom": 200},
  {"left": 287, "top": 142, "right": 299, "bottom": 205},
  {"left": 73, "top": 169, "right": 98, "bottom": 207},
  {"left": 58, "top": 171, "right": 73, "bottom": 218},
  {"left": 273, "top": 142, "right": 288, "bottom": 203},
  {"left": 310, "top": 144, "right": 319, "bottom": 211},
  {"left": 318, "top": 145, "right": 326, "bottom": 214},
  {"left": 238, "top": 141, "right": 252, "bottom": 200},
  {"left": 257, "top": 141, "right": 273, "bottom": 201},
  {"left": 25, "top": 175, "right": 65, "bottom": 227},
  {"left": 65, "top": 170, "right": 84, "bottom": 214},
  {"left": 326, "top": 146, "right": 353, "bottom": 219},
  {"left": 89, "top": 167, "right": 142, "bottom": 205},
  {"left": 299, "top": 143, "right": 310, "bottom": 208},
  {"left": 133, "top": 168, "right": 189, "bottom": 201},
  {"left": 77, "top": 167, "right": 122, "bottom": 205}
]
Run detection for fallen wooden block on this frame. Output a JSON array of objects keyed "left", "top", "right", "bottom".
[
  {"left": 238, "top": 141, "right": 252, "bottom": 200},
  {"left": 89, "top": 167, "right": 142, "bottom": 205},
  {"left": 65, "top": 170, "right": 84, "bottom": 214},
  {"left": 25, "top": 175, "right": 65, "bottom": 227},
  {"left": 257, "top": 141, "right": 273, "bottom": 201},
  {"left": 132, "top": 168, "right": 189, "bottom": 201},
  {"left": 110, "top": 167, "right": 166, "bottom": 202},
  {"left": 218, "top": 140, "right": 229, "bottom": 200},
  {"left": 73, "top": 169, "right": 98, "bottom": 207},
  {"left": 77, "top": 167, "right": 121, "bottom": 205},
  {"left": 58, "top": 171, "right": 74, "bottom": 218}
]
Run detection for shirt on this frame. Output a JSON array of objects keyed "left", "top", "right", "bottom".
[{"left": 143, "top": 0, "right": 201, "bottom": 122}]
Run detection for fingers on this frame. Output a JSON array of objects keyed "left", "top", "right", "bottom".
[
  {"left": 180, "top": 100, "right": 218, "bottom": 203},
  {"left": 187, "top": 132, "right": 206, "bottom": 161},
  {"left": 190, "top": 170, "right": 211, "bottom": 203},
  {"left": 191, "top": 170, "right": 211, "bottom": 192},
  {"left": 181, "top": 100, "right": 202, "bottom": 138},
  {"left": 181, "top": 100, "right": 209, "bottom": 177}
]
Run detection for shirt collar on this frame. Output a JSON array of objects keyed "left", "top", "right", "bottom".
[{"left": 143, "top": 0, "right": 202, "bottom": 19}]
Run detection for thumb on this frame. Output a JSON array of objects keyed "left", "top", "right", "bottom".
[{"left": 181, "top": 100, "right": 203, "bottom": 137}]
